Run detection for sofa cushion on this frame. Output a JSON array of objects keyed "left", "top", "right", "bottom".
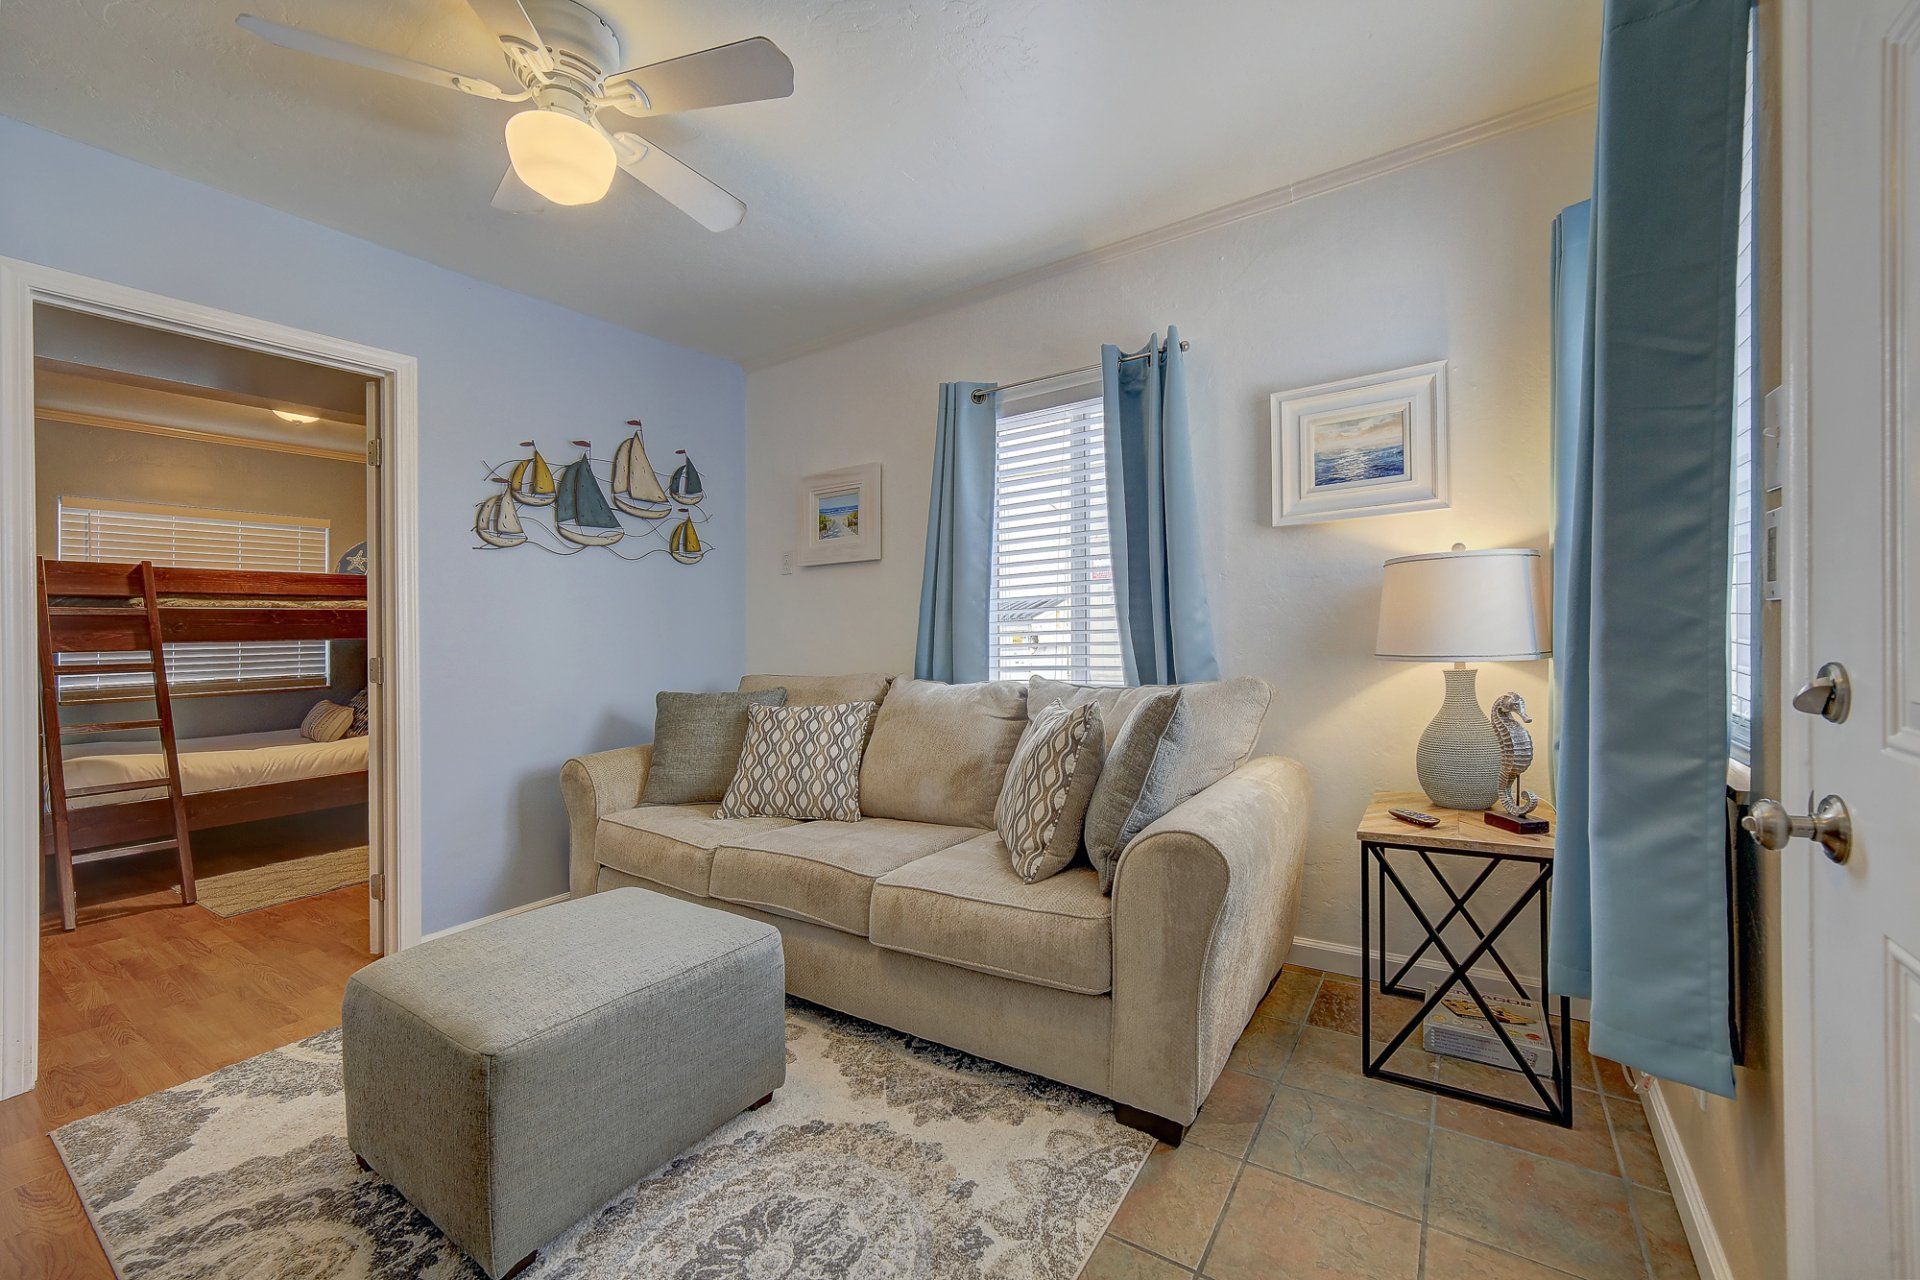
[
  {"left": 718, "top": 701, "right": 879, "bottom": 822},
  {"left": 870, "top": 832, "right": 1112, "bottom": 995},
  {"left": 1078, "top": 688, "right": 1184, "bottom": 893},
  {"left": 859, "top": 678, "right": 1028, "bottom": 828},
  {"left": 738, "top": 673, "right": 894, "bottom": 706},
  {"left": 596, "top": 805, "right": 799, "bottom": 896},
  {"left": 1030, "top": 675, "right": 1271, "bottom": 837},
  {"left": 710, "top": 818, "right": 981, "bottom": 936},
  {"left": 996, "top": 700, "right": 1104, "bottom": 884},
  {"left": 640, "top": 689, "right": 788, "bottom": 806}
]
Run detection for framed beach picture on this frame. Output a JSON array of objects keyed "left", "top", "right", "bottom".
[
  {"left": 1269, "top": 361, "right": 1449, "bottom": 525},
  {"left": 796, "top": 463, "right": 882, "bottom": 565}
]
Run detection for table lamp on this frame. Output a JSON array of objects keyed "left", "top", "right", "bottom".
[{"left": 1375, "top": 545, "right": 1548, "bottom": 812}]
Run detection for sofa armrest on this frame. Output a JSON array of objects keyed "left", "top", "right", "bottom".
[
  {"left": 1107, "top": 755, "right": 1311, "bottom": 1125},
  {"left": 560, "top": 744, "right": 653, "bottom": 897}
]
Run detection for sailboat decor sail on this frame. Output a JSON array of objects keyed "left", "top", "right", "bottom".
[
  {"left": 611, "top": 420, "right": 672, "bottom": 519},
  {"left": 668, "top": 509, "right": 705, "bottom": 564},
  {"left": 475, "top": 478, "right": 528, "bottom": 548},
  {"left": 669, "top": 450, "right": 705, "bottom": 506},
  {"left": 508, "top": 442, "right": 556, "bottom": 506},
  {"left": 474, "top": 422, "right": 716, "bottom": 564}
]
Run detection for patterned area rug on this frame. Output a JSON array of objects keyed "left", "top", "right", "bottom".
[
  {"left": 53, "top": 999, "right": 1153, "bottom": 1279},
  {"left": 194, "top": 846, "right": 369, "bottom": 917}
]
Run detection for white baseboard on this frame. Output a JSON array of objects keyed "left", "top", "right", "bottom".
[
  {"left": 1642, "top": 1080, "right": 1737, "bottom": 1280},
  {"left": 418, "top": 892, "right": 568, "bottom": 944},
  {"left": 1286, "top": 935, "right": 1592, "bottom": 1021}
]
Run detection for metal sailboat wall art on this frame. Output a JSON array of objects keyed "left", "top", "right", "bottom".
[
  {"left": 508, "top": 442, "right": 556, "bottom": 506},
  {"left": 668, "top": 508, "right": 705, "bottom": 564},
  {"left": 669, "top": 450, "right": 705, "bottom": 505},
  {"left": 474, "top": 477, "right": 527, "bottom": 548},
  {"left": 611, "top": 420, "right": 672, "bottom": 519},
  {"left": 475, "top": 421, "right": 715, "bottom": 564},
  {"left": 555, "top": 440, "right": 625, "bottom": 547}
]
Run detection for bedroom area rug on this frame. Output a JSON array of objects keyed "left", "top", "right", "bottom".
[
  {"left": 192, "top": 845, "right": 369, "bottom": 917},
  {"left": 52, "top": 998, "right": 1154, "bottom": 1279}
]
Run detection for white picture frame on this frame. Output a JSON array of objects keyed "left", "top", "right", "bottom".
[
  {"left": 796, "top": 463, "right": 882, "bottom": 566},
  {"left": 1269, "top": 360, "right": 1450, "bottom": 526}
]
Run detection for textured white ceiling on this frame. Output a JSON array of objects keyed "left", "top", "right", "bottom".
[{"left": 0, "top": 1, "right": 1600, "bottom": 366}]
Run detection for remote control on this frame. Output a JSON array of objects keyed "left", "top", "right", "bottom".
[{"left": 1388, "top": 807, "right": 1441, "bottom": 828}]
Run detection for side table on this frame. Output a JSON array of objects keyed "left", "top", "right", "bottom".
[{"left": 1355, "top": 790, "right": 1574, "bottom": 1127}]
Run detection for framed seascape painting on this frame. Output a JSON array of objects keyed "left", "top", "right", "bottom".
[
  {"left": 1269, "top": 361, "right": 1450, "bottom": 525},
  {"left": 796, "top": 462, "right": 882, "bottom": 565}
]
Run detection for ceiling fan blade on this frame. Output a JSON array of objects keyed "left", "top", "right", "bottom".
[
  {"left": 602, "top": 37, "right": 793, "bottom": 116},
  {"left": 463, "top": 0, "right": 545, "bottom": 49},
  {"left": 491, "top": 165, "right": 550, "bottom": 214},
  {"left": 609, "top": 133, "right": 746, "bottom": 232},
  {"left": 236, "top": 15, "right": 523, "bottom": 100}
]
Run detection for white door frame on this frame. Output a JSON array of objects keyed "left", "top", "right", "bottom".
[
  {"left": 1774, "top": 0, "right": 1817, "bottom": 1273},
  {"left": 0, "top": 255, "right": 423, "bottom": 1101}
]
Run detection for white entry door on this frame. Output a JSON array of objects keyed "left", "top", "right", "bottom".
[{"left": 1781, "top": 0, "right": 1920, "bottom": 1272}]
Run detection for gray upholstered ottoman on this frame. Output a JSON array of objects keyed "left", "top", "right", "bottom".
[{"left": 342, "top": 887, "right": 785, "bottom": 1278}]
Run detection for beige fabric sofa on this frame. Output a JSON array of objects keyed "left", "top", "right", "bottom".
[{"left": 561, "top": 674, "right": 1310, "bottom": 1143}]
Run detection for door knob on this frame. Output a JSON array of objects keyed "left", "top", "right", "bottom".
[
  {"left": 1791, "top": 662, "right": 1851, "bottom": 723},
  {"left": 1742, "top": 794, "right": 1852, "bottom": 863}
]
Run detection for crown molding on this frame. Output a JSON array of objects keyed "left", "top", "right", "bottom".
[
  {"left": 34, "top": 407, "right": 364, "bottom": 463},
  {"left": 746, "top": 84, "right": 1598, "bottom": 372}
]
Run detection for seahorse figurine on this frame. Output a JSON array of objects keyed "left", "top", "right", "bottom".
[{"left": 1490, "top": 692, "right": 1539, "bottom": 818}]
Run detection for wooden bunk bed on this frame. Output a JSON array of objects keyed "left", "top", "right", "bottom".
[{"left": 35, "top": 557, "right": 370, "bottom": 929}]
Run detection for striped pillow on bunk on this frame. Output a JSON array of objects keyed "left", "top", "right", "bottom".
[{"left": 301, "top": 700, "right": 355, "bottom": 743}]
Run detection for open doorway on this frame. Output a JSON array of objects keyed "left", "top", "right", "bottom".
[{"left": 0, "top": 260, "right": 421, "bottom": 1104}]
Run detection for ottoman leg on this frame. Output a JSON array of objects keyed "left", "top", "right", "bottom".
[
  {"left": 747, "top": 1091, "right": 774, "bottom": 1112},
  {"left": 501, "top": 1251, "right": 537, "bottom": 1280},
  {"left": 355, "top": 1154, "right": 372, "bottom": 1174}
]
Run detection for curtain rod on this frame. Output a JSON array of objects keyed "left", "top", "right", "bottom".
[{"left": 969, "top": 339, "right": 1190, "bottom": 403}]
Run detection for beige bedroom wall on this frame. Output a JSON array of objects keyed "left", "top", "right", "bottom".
[
  {"left": 743, "top": 106, "right": 1596, "bottom": 974},
  {"left": 34, "top": 417, "right": 368, "bottom": 739}
]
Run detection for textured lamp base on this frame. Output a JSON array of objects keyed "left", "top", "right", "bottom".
[{"left": 1416, "top": 667, "right": 1501, "bottom": 811}]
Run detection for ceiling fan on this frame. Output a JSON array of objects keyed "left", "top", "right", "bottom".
[{"left": 236, "top": 0, "right": 793, "bottom": 231}]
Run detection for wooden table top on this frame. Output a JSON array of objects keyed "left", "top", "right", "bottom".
[{"left": 1356, "top": 790, "right": 1556, "bottom": 856}]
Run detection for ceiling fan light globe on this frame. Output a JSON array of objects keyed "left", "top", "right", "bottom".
[{"left": 504, "top": 109, "right": 616, "bottom": 206}]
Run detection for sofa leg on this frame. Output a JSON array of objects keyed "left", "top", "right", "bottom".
[
  {"left": 1114, "top": 1103, "right": 1188, "bottom": 1147},
  {"left": 747, "top": 1091, "right": 774, "bottom": 1112},
  {"left": 500, "top": 1251, "right": 537, "bottom": 1280},
  {"left": 354, "top": 1153, "right": 372, "bottom": 1174}
]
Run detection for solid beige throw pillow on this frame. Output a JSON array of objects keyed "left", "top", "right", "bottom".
[
  {"left": 300, "top": 700, "right": 355, "bottom": 743},
  {"left": 718, "top": 701, "right": 879, "bottom": 822},
  {"left": 995, "top": 700, "right": 1104, "bottom": 883}
]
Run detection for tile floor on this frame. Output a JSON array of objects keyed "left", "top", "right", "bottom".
[{"left": 1092, "top": 966, "right": 1700, "bottom": 1280}]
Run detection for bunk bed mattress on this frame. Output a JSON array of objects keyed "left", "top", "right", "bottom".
[{"left": 61, "top": 729, "right": 368, "bottom": 809}]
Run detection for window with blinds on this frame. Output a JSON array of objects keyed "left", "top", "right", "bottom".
[
  {"left": 1728, "top": 33, "right": 1757, "bottom": 760},
  {"left": 988, "top": 394, "right": 1125, "bottom": 684},
  {"left": 56, "top": 497, "right": 332, "bottom": 699}
]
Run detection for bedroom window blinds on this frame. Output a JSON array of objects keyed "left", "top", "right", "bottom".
[
  {"left": 987, "top": 394, "right": 1125, "bottom": 684},
  {"left": 55, "top": 497, "right": 332, "bottom": 698}
]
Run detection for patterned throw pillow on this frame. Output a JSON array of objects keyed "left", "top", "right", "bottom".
[
  {"left": 995, "top": 701, "right": 1104, "bottom": 884},
  {"left": 345, "top": 689, "right": 370, "bottom": 738},
  {"left": 300, "top": 700, "right": 355, "bottom": 743},
  {"left": 717, "top": 701, "right": 879, "bottom": 822}
]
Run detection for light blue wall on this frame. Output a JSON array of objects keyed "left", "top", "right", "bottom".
[{"left": 0, "top": 115, "right": 747, "bottom": 933}]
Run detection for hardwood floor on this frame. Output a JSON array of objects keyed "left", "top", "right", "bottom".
[{"left": 0, "top": 810, "right": 373, "bottom": 1279}]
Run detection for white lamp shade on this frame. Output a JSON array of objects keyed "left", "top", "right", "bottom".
[
  {"left": 1375, "top": 548, "right": 1548, "bottom": 662},
  {"left": 504, "top": 109, "right": 617, "bottom": 206}
]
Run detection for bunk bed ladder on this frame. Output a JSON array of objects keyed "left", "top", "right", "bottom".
[{"left": 36, "top": 558, "right": 197, "bottom": 930}]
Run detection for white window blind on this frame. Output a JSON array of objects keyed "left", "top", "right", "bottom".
[
  {"left": 1729, "top": 34, "right": 1757, "bottom": 759},
  {"left": 56, "top": 497, "right": 331, "bottom": 698},
  {"left": 988, "top": 394, "right": 1126, "bottom": 684}
]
